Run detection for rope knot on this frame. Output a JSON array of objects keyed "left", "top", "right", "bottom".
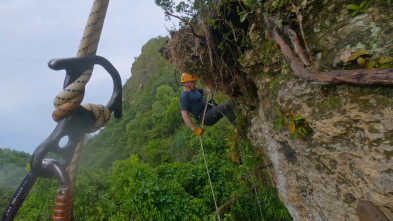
[
  {"left": 52, "top": 69, "right": 92, "bottom": 121},
  {"left": 52, "top": 68, "right": 110, "bottom": 133},
  {"left": 82, "top": 103, "right": 111, "bottom": 132}
]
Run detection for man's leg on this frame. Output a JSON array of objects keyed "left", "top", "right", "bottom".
[{"left": 203, "top": 102, "right": 236, "bottom": 126}]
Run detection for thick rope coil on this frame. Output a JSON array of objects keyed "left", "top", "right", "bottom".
[
  {"left": 52, "top": 70, "right": 89, "bottom": 122},
  {"left": 51, "top": 1, "right": 109, "bottom": 220},
  {"left": 81, "top": 103, "right": 111, "bottom": 132},
  {"left": 77, "top": 0, "right": 109, "bottom": 57},
  {"left": 66, "top": 139, "right": 84, "bottom": 191},
  {"left": 52, "top": 0, "right": 109, "bottom": 124}
]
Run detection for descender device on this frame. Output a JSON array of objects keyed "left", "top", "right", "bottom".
[{"left": 1, "top": 55, "right": 122, "bottom": 221}]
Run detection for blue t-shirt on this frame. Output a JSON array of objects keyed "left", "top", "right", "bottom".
[{"left": 180, "top": 88, "right": 205, "bottom": 119}]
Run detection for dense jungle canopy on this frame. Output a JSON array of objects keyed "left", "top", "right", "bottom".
[
  {"left": 2, "top": 0, "right": 393, "bottom": 220},
  {"left": 1, "top": 37, "right": 291, "bottom": 220}
]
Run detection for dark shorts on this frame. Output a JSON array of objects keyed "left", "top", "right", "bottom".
[{"left": 197, "top": 102, "right": 236, "bottom": 126}]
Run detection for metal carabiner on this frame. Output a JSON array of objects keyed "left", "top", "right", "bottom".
[
  {"left": 31, "top": 55, "right": 122, "bottom": 178},
  {"left": 49, "top": 55, "right": 122, "bottom": 117},
  {"left": 1, "top": 55, "right": 122, "bottom": 221}
]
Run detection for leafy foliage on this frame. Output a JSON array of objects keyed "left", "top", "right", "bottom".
[
  {"left": 155, "top": 0, "right": 214, "bottom": 24},
  {"left": 348, "top": 49, "right": 393, "bottom": 69},
  {"left": 346, "top": 0, "right": 373, "bottom": 17},
  {"left": 0, "top": 148, "right": 30, "bottom": 212},
  {"left": 15, "top": 178, "right": 58, "bottom": 220},
  {"left": 275, "top": 108, "right": 311, "bottom": 140},
  {"left": 271, "top": 0, "right": 292, "bottom": 10},
  {"left": 4, "top": 36, "right": 291, "bottom": 220},
  {"left": 80, "top": 37, "right": 180, "bottom": 170}
]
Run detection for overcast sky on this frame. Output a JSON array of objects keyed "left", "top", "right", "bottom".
[{"left": 0, "top": 1, "right": 177, "bottom": 154}]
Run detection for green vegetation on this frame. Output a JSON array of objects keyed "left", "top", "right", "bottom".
[
  {"left": 346, "top": 0, "right": 373, "bottom": 17},
  {"left": 348, "top": 49, "right": 393, "bottom": 69},
  {"left": 16, "top": 152, "right": 290, "bottom": 220},
  {"left": 275, "top": 108, "right": 311, "bottom": 141},
  {"left": 80, "top": 37, "right": 182, "bottom": 169},
  {"left": 0, "top": 148, "right": 30, "bottom": 212},
  {"left": 1, "top": 37, "right": 291, "bottom": 220}
]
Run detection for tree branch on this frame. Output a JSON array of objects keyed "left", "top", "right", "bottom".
[
  {"left": 264, "top": 15, "right": 393, "bottom": 85},
  {"left": 292, "top": 3, "right": 314, "bottom": 68},
  {"left": 283, "top": 26, "right": 311, "bottom": 67},
  {"left": 215, "top": 193, "right": 250, "bottom": 215},
  {"left": 166, "top": 12, "right": 205, "bottom": 40}
]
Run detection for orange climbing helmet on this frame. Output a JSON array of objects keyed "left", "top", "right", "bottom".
[{"left": 181, "top": 73, "right": 196, "bottom": 83}]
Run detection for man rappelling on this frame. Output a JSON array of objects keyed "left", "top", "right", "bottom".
[{"left": 180, "top": 73, "right": 236, "bottom": 136}]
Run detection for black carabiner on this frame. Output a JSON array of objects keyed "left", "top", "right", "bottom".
[
  {"left": 31, "top": 55, "right": 122, "bottom": 179},
  {"left": 1, "top": 55, "right": 122, "bottom": 221},
  {"left": 48, "top": 55, "right": 122, "bottom": 117}
]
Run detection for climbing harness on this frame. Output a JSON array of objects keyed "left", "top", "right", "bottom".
[
  {"left": 208, "top": 93, "right": 217, "bottom": 106},
  {"left": 1, "top": 1, "right": 121, "bottom": 221}
]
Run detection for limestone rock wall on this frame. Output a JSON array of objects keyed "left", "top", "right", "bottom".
[
  {"left": 245, "top": 1, "right": 393, "bottom": 220},
  {"left": 248, "top": 79, "right": 393, "bottom": 220},
  {"left": 161, "top": 0, "right": 393, "bottom": 220}
]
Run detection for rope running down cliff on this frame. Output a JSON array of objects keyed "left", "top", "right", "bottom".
[{"left": 199, "top": 93, "right": 222, "bottom": 221}]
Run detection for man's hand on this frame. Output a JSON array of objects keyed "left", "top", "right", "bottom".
[
  {"left": 204, "top": 87, "right": 211, "bottom": 95},
  {"left": 193, "top": 128, "right": 204, "bottom": 136}
]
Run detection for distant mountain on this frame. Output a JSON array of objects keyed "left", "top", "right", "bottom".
[
  {"left": 0, "top": 148, "right": 30, "bottom": 212},
  {"left": 80, "top": 36, "right": 180, "bottom": 170},
  {"left": 5, "top": 35, "right": 291, "bottom": 220}
]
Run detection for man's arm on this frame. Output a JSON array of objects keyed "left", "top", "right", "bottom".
[
  {"left": 181, "top": 110, "right": 204, "bottom": 136},
  {"left": 181, "top": 110, "right": 196, "bottom": 131}
]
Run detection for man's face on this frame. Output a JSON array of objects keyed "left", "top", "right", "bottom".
[{"left": 187, "top": 81, "right": 196, "bottom": 90}]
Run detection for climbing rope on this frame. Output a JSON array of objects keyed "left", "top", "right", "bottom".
[
  {"left": 53, "top": 0, "right": 110, "bottom": 126},
  {"left": 199, "top": 93, "right": 221, "bottom": 221},
  {"left": 52, "top": 0, "right": 110, "bottom": 220},
  {"left": 198, "top": 93, "right": 266, "bottom": 220},
  {"left": 170, "top": 54, "right": 220, "bottom": 218}
]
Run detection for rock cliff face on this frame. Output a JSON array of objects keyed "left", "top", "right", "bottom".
[{"left": 160, "top": 1, "right": 393, "bottom": 220}]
